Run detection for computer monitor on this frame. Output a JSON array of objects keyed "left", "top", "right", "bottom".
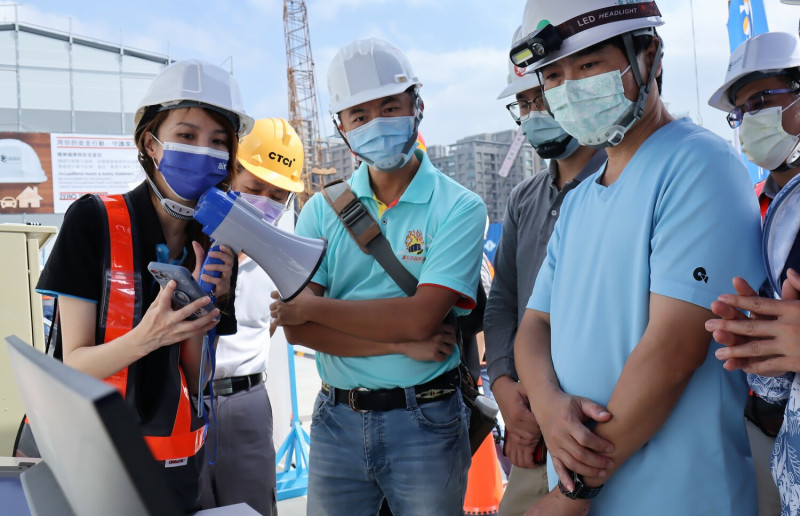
[{"left": 5, "top": 335, "right": 181, "bottom": 516}]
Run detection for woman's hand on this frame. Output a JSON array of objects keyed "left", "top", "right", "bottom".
[
  {"left": 133, "top": 279, "right": 219, "bottom": 356},
  {"left": 191, "top": 241, "right": 235, "bottom": 298}
]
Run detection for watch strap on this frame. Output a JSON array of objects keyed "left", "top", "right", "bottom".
[{"left": 557, "top": 471, "right": 603, "bottom": 500}]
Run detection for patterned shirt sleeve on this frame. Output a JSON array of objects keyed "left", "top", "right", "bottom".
[{"left": 748, "top": 372, "right": 793, "bottom": 403}]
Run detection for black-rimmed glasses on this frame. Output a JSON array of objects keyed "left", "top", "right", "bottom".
[
  {"left": 506, "top": 94, "right": 545, "bottom": 122},
  {"left": 727, "top": 88, "right": 800, "bottom": 128}
]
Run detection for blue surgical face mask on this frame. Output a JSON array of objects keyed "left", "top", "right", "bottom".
[
  {"left": 345, "top": 116, "right": 418, "bottom": 172},
  {"left": 238, "top": 191, "right": 290, "bottom": 225},
  {"left": 152, "top": 135, "right": 230, "bottom": 201},
  {"left": 544, "top": 66, "right": 634, "bottom": 147},
  {"left": 521, "top": 111, "right": 579, "bottom": 160}
]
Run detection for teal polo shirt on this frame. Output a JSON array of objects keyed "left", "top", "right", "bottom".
[{"left": 295, "top": 150, "right": 487, "bottom": 389}]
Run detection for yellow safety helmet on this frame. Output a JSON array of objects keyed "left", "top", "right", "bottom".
[{"left": 237, "top": 118, "right": 305, "bottom": 193}]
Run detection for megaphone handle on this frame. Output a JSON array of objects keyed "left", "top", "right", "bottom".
[{"left": 199, "top": 243, "right": 223, "bottom": 294}]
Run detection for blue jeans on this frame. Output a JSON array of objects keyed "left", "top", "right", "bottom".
[{"left": 306, "top": 385, "right": 471, "bottom": 516}]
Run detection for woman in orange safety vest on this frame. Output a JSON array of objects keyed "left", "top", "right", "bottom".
[{"left": 36, "top": 59, "right": 253, "bottom": 512}]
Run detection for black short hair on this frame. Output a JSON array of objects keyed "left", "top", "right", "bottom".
[{"left": 785, "top": 68, "right": 800, "bottom": 88}]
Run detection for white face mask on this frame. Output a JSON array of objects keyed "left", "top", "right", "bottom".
[
  {"left": 739, "top": 102, "right": 800, "bottom": 171},
  {"left": 544, "top": 67, "right": 634, "bottom": 147}
]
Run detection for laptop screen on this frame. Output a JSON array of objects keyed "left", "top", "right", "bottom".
[{"left": 5, "top": 336, "right": 180, "bottom": 516}]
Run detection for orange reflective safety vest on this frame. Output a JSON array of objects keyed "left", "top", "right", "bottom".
[
  {"left": 754, "top": 180, "right": 771, "bottom": 220},
  {"left": 98, "top": 194, "right": 204, "bottom": 462}
]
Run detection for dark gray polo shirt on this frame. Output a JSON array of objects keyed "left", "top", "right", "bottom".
[{"left": 484, "top": 150, "right": 607, "bottom": 385}]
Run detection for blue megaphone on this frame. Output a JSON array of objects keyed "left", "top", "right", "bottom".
[{"left": 193, "top": 187, "right": 326, "bottom": 301}]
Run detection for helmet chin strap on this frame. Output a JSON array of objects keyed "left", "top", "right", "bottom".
[
  {"left": 781, "top": 139, "right": 800, "bottom": 171},
  {"left": 145, "top": 175, "right": 194, "bottom": 221},
  {"left": 534, "top": 134, "right": 576, "bottom": 160},
  {"left": 334, "top": 89, "right": 424, "bottom": 172},
  {"left": 587, "top": 29, "right": 663, "bottom": 149}
]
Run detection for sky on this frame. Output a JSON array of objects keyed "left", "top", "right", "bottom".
[{"left": 4, "top": 0, "right": 800, "bottom": 147}]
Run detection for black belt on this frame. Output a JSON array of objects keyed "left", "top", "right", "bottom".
[
  {"left": 205, "top": 372, "right": 265, "bottom": 396},
  {"left": 321, "top": 368, "right": 459, "bottom": 412}
]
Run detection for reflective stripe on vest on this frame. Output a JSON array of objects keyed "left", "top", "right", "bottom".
[
  {"left": 98, "top": 194, "right": 204, "bottom": 461},
  {"left": 755, "top": 180, "right": 770, "bottom": 220},
  {"left": 100, "top": 195, "right": 134, "bottom": 398}
]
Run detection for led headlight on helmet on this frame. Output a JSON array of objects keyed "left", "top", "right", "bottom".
[{"left": 509, "top": 24, "right": 563, "bottom": 68}]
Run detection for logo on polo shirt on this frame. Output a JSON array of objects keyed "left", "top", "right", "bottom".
[
  {"left": 693, "top": 267, "right": 708, "bottom": 283},
  {"left": 402, "top": 229, "right": 426, "bottom": 262}
]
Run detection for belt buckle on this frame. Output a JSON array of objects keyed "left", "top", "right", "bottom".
[{"left": 348, "top": 387, "right": 370, "bottom": 413}]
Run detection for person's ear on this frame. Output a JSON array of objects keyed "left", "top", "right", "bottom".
[
  {"left": 143, "top": 132, "right": 159, "bottom": 160},
  {"left": 643, "top": 36, "right": 662, "bottom": 81}
]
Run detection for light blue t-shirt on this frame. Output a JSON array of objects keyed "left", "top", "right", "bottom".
[
  {"left": 528, "top": 119, "right": 764, "bottom": 515},
  {"left": 296, "top": 150, "right": 487, "bottom": 389}
]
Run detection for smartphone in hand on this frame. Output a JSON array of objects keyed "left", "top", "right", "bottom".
[{"left": 147, "top": 262, "right": 217, "bottom": 320}]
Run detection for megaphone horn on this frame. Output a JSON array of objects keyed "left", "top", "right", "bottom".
[{"left": 194, "top": 188, "right": 326, "bottom": 301}]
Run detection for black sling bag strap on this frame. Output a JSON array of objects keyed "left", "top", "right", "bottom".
[
  {"left": 320, "top": 178, "right": 496, "bottom": 456},
  {"left": 321, "top": 178, "right": 418, "bottom": 297}
]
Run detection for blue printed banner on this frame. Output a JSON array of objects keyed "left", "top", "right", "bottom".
[
  {"left": 727, "top": 0, "right": 769, "bottom": 52},
  {"left": 727, "top": 0, "right": 770, "bottom": 184},
  {"left": 484, "top": 222, "right": 503, "bottom": 264}
]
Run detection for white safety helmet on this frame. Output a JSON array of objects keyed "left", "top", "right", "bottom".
[
  {"left": 498, "top": 26, "right": 542, "bottom": 100},
  {"left": 327, "top": 38, "right": 422, "bottom": 115},
  {"left": 709, "top": 32, "right": 800, "bottom": 112},
  {"left": 511, "top": 0, "right": 663, "bottom": 72},
  {"left": 135, "top": 59, "right": 254, "bottom": 139},
  {"left": 0, "top": 139, "right": 47, "bottom": 183},
  {"left": 511, "top": 0, "right": 663, "bottom": 148}
]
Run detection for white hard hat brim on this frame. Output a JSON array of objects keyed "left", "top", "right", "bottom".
[
  {"left": 497, "top": 71, "right": 541, "bottom": 100},
  {"left": 709, "top": 70, "right": 791, "bottom": 112},
  {"left": 330, "top": 81, "right": 422, "bottom": 115},
  {"left": 708, "top": 33, "right": 800, "bottom": 112}
]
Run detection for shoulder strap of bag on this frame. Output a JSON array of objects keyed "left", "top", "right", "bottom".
[
  {"left": 322, "top": 178, "right": 418, "bottom": 297},
  {"left": 321, "top": 180, "right": 480, "bottom": 392}
]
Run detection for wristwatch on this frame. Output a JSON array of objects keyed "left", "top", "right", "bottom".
[{"left": 557, "top": 470, "right": 603, "bottom": 500}]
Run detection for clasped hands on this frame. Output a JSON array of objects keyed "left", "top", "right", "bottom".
[
  {"left": 523, "top": 389, "right": 613, "bottom": 515},
  {"left": 707, "top": 269, "right": 800, "bottom": 376}
]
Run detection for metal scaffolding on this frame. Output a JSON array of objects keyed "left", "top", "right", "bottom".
[{"left": 283, "top": 1, "right": 335, "bottom": 204}]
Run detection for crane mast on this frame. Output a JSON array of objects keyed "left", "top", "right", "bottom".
[{"left": 283, "top": 0, "right": 331, "bottom": 204}]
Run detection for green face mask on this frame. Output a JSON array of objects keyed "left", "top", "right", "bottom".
[{"left": 544, "top": 66, "right": 633, "bottom": 147}]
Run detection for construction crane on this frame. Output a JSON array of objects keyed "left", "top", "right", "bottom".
[{"left": 283, "top": 0, "right": 336, "bottom": 205}]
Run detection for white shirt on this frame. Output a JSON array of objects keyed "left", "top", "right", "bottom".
[{"left": 214, "top": 255, "right": 273, "bottom": 379}]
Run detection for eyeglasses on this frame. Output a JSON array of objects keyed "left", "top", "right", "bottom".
[
  {"left": 727, "top": 88, "right": 799, "bottom": 128},
  {"left": 506, "top": 93, "right": 546, "bottom": 122}
]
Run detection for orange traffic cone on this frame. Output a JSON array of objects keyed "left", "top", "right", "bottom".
[{"left": 463, "top": 432, "right": 504, "bottom": 515}]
